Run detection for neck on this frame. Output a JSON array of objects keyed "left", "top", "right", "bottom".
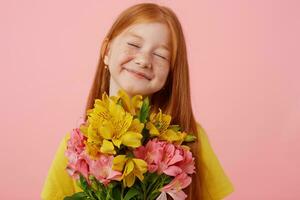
[
  {"left": 109, "top": 76, "right": 152, "bottom": 100},
  {"left": 108, "top": 76, "right": 120, "bottom": 97}
]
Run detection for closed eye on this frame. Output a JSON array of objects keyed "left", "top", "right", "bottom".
[
  {"left": 127, "top": 42, "right": 140, "bottom": 48},
  {"left": 127, "top": 42, "right": 167, "bottom": 60},
  {"left": 153, "top": 53, "right": 167, "bottom": 60}
]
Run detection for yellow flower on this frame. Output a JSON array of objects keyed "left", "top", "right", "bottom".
[
  {"left": 146, "top": 108, "right": 171, "bottom": 136},
  {"left": 81, "top": 123, "right": 103, "bottom": 159},
  {"left": 116, "top": 89, "right": 143, "bottom": 116},
  {"left": 79, "top": 91, "right": 144, "bottom": 157},
  {"left": 79, "top": 92, "right": 111, "bottom": 139},
  {"left": 159, "top": 129, "right": 187, "bottom": 145},
  {"left": 87, "top": 92, "right": 112, "bottom": 129},
  {"left": 100, "top": 139, "right": 116, "bottom": 155},
  {"left": 98, "top": 100, "right": 144, "bottom": 154},
  {"left": 112, "top": 155, "right": 148, "bottom": 187},
  {"left": 146, "top": 109, "right": 186, "bottom": 144}
]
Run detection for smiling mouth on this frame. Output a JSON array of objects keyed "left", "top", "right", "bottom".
[{"left": 124, "top": 68, "right": 151, "bottom": 80}]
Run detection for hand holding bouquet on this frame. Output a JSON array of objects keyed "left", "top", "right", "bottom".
[{"left": 64, "top": 89, "right": 197, "bottom": 200}]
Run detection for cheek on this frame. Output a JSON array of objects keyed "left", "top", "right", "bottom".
[
  {"left": 119, "top": 44, "right": 139, "bottom": 59},
  {"left": 112, "top": 47, "right": 137, "bottom": 67},
  {"left": 154, "top": 65, "right": 170, "bottom": 82},
  {"left": 124, "top": 47, "right": 138, "bottom": 56}
]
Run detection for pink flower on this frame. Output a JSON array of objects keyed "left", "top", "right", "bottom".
[
  {"left": 65, "top": 128, "right": 89, "bottom": 179},
  {"left": 134, "top": 139, "right": 196, "bottom": 200},
  {"left": 174, "top": 147, "right": 195, "bottom": 175},
  {"left": 134, "top": 139, "right": 188, "bottom": 177},
  {"left": 134, "top": 138, "right": 164, "bottom": 172},
  {"left": 88, "top": 155, "right": 122, "bottom": 186},
  {"left": 65, "top": 128, "right": 122, "bottom": 185},
  {"left": 65, "top": 128, "right": 86, "bottom": 160},
  {"left": 158, "top": 143, "right": 184, "bottom": 176},
  {"left": 156, "top": 173, "right": 192, "bottom": 200},
  {"left": 66, "top": 155, "right": 89, "bottom": 180}
]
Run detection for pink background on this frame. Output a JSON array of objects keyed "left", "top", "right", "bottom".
[{"left": 1, "top": 0, "right": 299, "bottom": 199}]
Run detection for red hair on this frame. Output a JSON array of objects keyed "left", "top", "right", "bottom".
[{"left": 84, "top": 3, "right": 202, "bottom": 199}]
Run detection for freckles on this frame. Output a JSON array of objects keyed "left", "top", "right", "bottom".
[
  {"left": 118, "top": 49, "right": 136, "bottom": 65},
  {"left": 117, "top": 48, "right": 136, "bottom": 68},
  {"left": 125, "top": 49, "right": 136, "bottom": 58},
  {"left": 124, "top": 48, "right": 136, "bottom": 57}
]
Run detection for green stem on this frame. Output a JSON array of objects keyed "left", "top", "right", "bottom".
[
  {"left": 148, "top": 175, "right": 168, "bottom": 200},
  {"left": 141, "top": 181, "right": 146, "bottom": 200},
  {"left": 105, "top": 187, "right": 111, "bottom": 200},
  {"left": 121, "top": 186, "right": 124, "bottom": 200},
  {"left": 146, "top": 175, "right": 160, "bottom": 194}
]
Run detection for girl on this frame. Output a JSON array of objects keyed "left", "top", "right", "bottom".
[{"left": 41, "top": 3, "right": 234, "bottom": 200}]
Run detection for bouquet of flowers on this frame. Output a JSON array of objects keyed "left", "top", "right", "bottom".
[{"left": 64, "top": 89, "right": 197, "bottom": 200}]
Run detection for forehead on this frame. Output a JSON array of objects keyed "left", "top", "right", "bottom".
[{"left": 120, "top": 23, "right": 171, "bottom": 51}]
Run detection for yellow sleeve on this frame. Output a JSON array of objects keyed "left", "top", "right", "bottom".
[
  {"left": 197, "top": 123, "right": 235, "bottom": 200},
  {"left": 41, "top": 133, "right": 82, "bottom": 200}
]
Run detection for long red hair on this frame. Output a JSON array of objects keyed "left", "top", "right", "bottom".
[{"left": 84, "top": 3, "right": 202, "bottom": 199}]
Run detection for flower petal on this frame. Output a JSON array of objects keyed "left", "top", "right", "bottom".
[
  {"left": 146, "top": 122, "right": 160, "bottom": 136},
  {"left": 99, "top": 122, "right": 114, "bottom": 140},
  {"left": 100, "top": 139, "right": 116, "bottom": 154},
  {"left": 121, "top": 131, "right": 142, "bottom": 148},
  {"left": 112, "top": 138, "right": 122, "bottom": 148},
  {"left": 167, "top": 190, "right": 187, "bottom": 200},
  {"left": 112, "top": 155, "right": 127, "bottom": 171},
  {"left": 124, "top": 159, "right": 134, "bottom": 176},
  {"left": 156, "top": 192, "right": 167, "bottom": 200},
  {"left": 132, "top": 158, "right": 148, "bottom": 180},
  {"left": 163, "top": 165, "right": 182, "bottom": 177},
  {"left": 128, "top": 118, "right": 144, "bottom": 133},
  {"left": 124, "top": 171, "right": 135, "bottom": 187}
]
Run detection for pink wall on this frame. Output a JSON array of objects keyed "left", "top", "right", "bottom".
[{"left": 1, "top": 0, "right": 299, "bottom": 199}]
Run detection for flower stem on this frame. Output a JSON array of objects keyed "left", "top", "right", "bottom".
[{"left": 121, "top": 186, "right": 124, "bottom": 200}]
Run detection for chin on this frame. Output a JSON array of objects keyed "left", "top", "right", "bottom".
[{"left": 121, "top": 86, "right": 149, "bottom": 97}]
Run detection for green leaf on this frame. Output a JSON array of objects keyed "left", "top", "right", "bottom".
[
  {"left": 78, "top": 174, "right": 99, "bottom": 200},
  {"left": 169, "top": 124, "right": 181, "bottom": 131},
  {"left": 123, "top": 187, "right": 140, "bottom": 200},
  {"left": 108, "top": 181, "right": 118, "bottom": 189},
  {"left": 79, "top": 174, "right": 88, "bottom": 191},
  {"left": 111, "top": 184, "right": 122, "bottom": 200},
  {"left": 138, "top": 97, "right": 150, "bottom": 123},
  {"left": 184, "top": 134, "right": 197, "bottom": 142},
  {"left": 63, "top": 192, "right": 88, "bottom": 200},
  {"left": 148, "top": 191, "right": 161, "bottom": 200},
  {"left": 145, "top": 173, "right": 160, "bottom": 194}
]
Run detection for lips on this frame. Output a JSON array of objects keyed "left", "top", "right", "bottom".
[{"left": 124, "top": 68, "right": 152, "bottom": 80}]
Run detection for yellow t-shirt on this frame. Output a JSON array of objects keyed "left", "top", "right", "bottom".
[{"left": 41, "top": 123, "right": 234, "bottom": 200}]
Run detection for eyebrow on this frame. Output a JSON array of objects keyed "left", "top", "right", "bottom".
[{"left": 125, "top": 32, "right": 170, "bottom": 52}]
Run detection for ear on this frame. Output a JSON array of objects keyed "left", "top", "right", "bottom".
[
  {"left": 101, "top": 38, "right": 111, "bottom": 65},
  {"left": 104, "top": 54, "right": 109, "bottom": 65}
]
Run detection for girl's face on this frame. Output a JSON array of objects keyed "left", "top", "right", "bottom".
[{"left": 104, "top": 22, "right": 171, "bottom": 98}]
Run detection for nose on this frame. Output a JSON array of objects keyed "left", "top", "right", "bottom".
[{"left": 134, "top": 52, "right": 152, "bottom": 68}]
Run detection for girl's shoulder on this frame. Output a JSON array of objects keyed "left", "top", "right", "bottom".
[
  {"left": 195, "top": 122, "right": 235, "bottom": 200},
  {"left": 41, "top": 132, "right": 82, "bottom": 200}
]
